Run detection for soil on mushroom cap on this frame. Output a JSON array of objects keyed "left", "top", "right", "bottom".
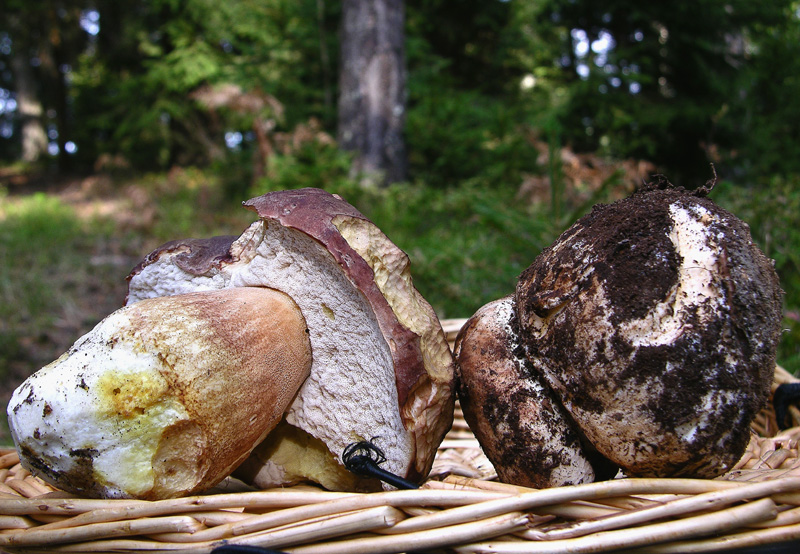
[{"left": 515, "top": 184, "right": 783, "bottom": 477}]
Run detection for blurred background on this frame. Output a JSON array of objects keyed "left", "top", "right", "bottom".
[{"left": 2, "top": 0, "right": 799, "bottom": 439}]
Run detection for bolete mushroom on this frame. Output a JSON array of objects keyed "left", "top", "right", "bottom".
[
  {"left": 8, "top": 187, "right": 455, "bottom": 498},
  {"left": 8, "top": 287, "right": 312, "bottom": 499},
  {"left": 456, "top": 181, "right": 783, "bottom": 483},
  {"left": 454, "top": 296, "right": 617, "bottom": 488}
]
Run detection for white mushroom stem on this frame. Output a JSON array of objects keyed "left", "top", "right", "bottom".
[{"left": 7, "top": 287, "right": 312, "bottom": 500}]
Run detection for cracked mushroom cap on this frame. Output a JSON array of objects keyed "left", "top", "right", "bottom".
[
  {"left": 515, "top": 185, "right": 783, "bottom": 478},
  {"left": 126, "top": 188, "right": 455, "bottom": 490}
]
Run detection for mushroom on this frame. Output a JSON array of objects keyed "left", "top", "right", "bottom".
[
  {"left": 8, "top": 188, "right": 455, "bottom": 498},
  {"left": 454, "top": 296, "right": 617, "bottom": 488},
  {"left": 456, "top": 182, "right": 783, "bottom": 482},
  {"left": 8, "top": 287, "right": 311, "bottom": 499}
]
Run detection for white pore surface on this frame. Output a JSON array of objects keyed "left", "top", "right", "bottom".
[
  {"left": 7, "top": 312, "right": 189, "bottom": 498},
  {"left": 127, "top": 220, "right": 412, "bottom": 478}
]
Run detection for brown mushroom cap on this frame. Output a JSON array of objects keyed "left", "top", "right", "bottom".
[
  {"left": 515, "top": 186, "right": 783, "bottom": 478},
  {"left": 126, "top": 188, "right": 455, "bottom": 490}
]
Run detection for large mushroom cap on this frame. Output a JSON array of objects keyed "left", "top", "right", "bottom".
[
  {"left": 515, "top": 185, "right": 783, "bottom": 478},
  {"left": 127, "top": 188, "right": 455, "bottom": 490}
]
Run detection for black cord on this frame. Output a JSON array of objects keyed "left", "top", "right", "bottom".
[
  {"left": 774, "top": 382, "right": 800, "bottom": 430},
  {"left": 211, "top": 546, "right": 286, "bottom": 554},
  {"left": 342, "top": 440, "right": 419, "bottom": 490}
]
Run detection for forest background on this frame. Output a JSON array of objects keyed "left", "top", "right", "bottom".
[{"left": 2, "top": 0, "right": 800, "bottom": 440}]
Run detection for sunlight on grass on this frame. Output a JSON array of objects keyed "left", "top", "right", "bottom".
[
  {"left": 0, "top": 192, "right": 95, "bottom": 440},
  {"left": 0, "top": 192, "right": 83, "bottom": 336}
]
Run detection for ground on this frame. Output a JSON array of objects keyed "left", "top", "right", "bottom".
[{"left": 0, "top": 169, "right": 254, "bottom": 443}]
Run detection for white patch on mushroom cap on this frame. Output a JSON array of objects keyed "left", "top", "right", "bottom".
[
  {"left": 619, "top": 202, "right": 726, "bottom": 347},
  {"left": 574, "top": 201, "right": 746, "bottom": 466},
  {"left": 674, "top": 389, "right": 741, "bottom": 444}
]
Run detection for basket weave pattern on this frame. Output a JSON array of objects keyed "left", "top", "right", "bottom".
[{"left": 1, "top": 320, "right": 800, "bottom": 553}]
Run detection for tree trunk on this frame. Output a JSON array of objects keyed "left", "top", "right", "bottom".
[
  {"left": 337, "top": 0, "right": 407, "bottom": 187},
  {"left": 10, "top": 47, "right": 48, "bottom": 163}
]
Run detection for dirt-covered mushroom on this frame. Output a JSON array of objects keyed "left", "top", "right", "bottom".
[
  {"left": 7, "top": 287, "right": 312, "bottom": 499},
  {"left": 454, "top": 296, "right": 617, "bottom": 488},
  {"left": 126, "top": 187, "right": 455, "bottom": 491},
  {"left": 515, "top": 183, "right": 782, "bottom": 478},
  {"left": 456, "top": 181, "right": 783, "bottom": 484}
]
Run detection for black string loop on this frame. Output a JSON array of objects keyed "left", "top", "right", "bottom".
[{"left": 342, "top": 439, "right": 419, "bottom": 490}]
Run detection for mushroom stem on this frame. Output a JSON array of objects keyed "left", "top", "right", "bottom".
[{"left": 8, "top": 287, "right": 312, "bottom": 500}]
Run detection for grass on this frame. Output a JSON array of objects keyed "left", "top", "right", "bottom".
[
  {"left": 0, "top": 193, "right": 102, "bottom": 361},
  {"left": 1, "top": 167, "right": 799, "bottom": 444},
  {"left": 0, "top": 173, "right": 252, "bottom": 443},
  {"left": 0, "top": 191, "right": 123, "bottom": 440}
]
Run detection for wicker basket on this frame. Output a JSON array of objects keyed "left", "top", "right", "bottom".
[{"left": 1, "top": 319, "right": 800, "bottom": 553}]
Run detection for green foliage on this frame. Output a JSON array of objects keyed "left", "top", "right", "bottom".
[
  {"left": 66, "top": 0, "right": 338, "bottom": 170},
  {"left": 404, "top": 12, "right": 540, "bottom": 188},
  {"left": 0, "top": 193, "right": 90, "bottom": 377},
  {"left": 255, "top": 163, "right": 558, "bottom": 317},
  {"left": 6, "top": 0, "right": 800, "bottom": 186},
  {"left": 251, "top": 142, "right": 355, "bottom": 196},
  {"left": 727, "top": 3, "right": 800, "bottom": 178},
  {"left": 405, "top": 88, "right": 538, "bottom": 187},
  {"left": 512, "top": 0, "right": 797, "bottom": 184},
  {"left": 406, "top": 0, "right": 525, "bottom": 94}
]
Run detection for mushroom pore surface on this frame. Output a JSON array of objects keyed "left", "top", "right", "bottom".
[{"left": 126, "top": 188, "right": 455, "bottom": 490}]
